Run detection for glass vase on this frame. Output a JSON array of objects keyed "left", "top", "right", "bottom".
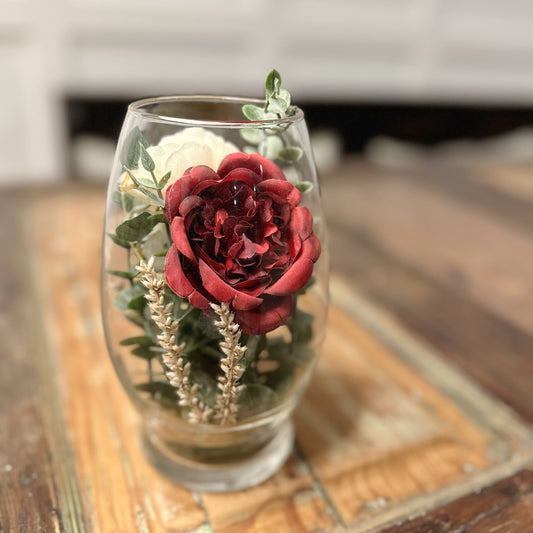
[{"left": 101, "top": 95, "right": 329, "bottom": 491}]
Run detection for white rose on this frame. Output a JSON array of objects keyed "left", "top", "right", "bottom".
[{"left": 120, "top": 127, "right": 238, "bottom": 205}]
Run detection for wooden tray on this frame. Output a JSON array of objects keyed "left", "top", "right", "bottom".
[{"left": 5, "top": 190, "right": 532, "bottom": 532}]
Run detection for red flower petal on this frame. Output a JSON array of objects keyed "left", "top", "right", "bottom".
[
  {"left": 235, "top": 295, "right": 294, "bottom": 335},
  {"left": 265, "top": 236, "right": 321, "bottom": 296},
  {"left": 179, "top": 195, "right": 204, "bottom": 218},
  {"left": 218, "top": 152, "right": 286, "bottom": 182},
  {"left": 256, "top": 179, "right": 301, "bottom": 207},
  {"left": 170, "top": 217, "right": 196, "bottom": 262},
  {"left": 221, "top": 168, "right": 262, "bottom": 188},
  {"left": 198, "top": 259, "right": 262, "bottom": 310},
  {"left": 165, "top": 245, "right": 210, "bottom": 310},
  {"left": 165, "top": 165, "right": 219, "bottom": 220},
  {"left": 290, "top": 206, "right": 314, "bottom": 241}
]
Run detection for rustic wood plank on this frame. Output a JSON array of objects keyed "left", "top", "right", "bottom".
[
  {"left": 325, "top": 224, "right": 533, "bottom": 424},
  {"left": 0, "top": 192, "right": 75, "bottom": 533},
  {"left": 474, "top": 163, "right": 533, "bottom": 203},
  {"left": 13, "top": 186, "right": 533, "bottom": 533},
  {"left": 323, "top": 171, "right": 533, "bottom": 336},
  {"left": 382, "top": 468, "right": 533, "bottom": 533},
  {"left": 295, "top": 305, "right": 499, "bottom": 528},
  {"left": 400, "top": 161, "right": 533, "bottom": 233},
  {"left": 24, "top": 190, "right": 208, "bottom": 533},
  {"left": 201, "top": 455, "right": 336, "bottom": 532}
]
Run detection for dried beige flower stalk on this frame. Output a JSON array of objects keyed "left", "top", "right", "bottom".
[
  {"left": 210, "top": 302, "right": 247, "bottom": 425},
  {"left": 136, "top": 257, "right": 212, "bottom": 424}
]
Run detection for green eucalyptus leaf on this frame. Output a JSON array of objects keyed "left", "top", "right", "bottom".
[
  {"left": 198, "top": 313, "right": 223, "bottom": 340},
  {"left": 242, "top": 104, "right": 266, "bottom": 121},
  {"left": 125, "top": 171, "right": 157, "bottom": 190},
  {"left": 265, "top": 97, "right": 286, "bottom": 115},
  {"left": 279, "top": 88, "right": 291, "bottom": 107},
  {"left": 128, "top": 294, "right": 147, "bottom": 311},
  {"left": 148, "top": 212, "right": 168, "bottom": 225},
  {"left": 135, "top": 381, "right": 177, "bottom": 401},
  {"left": 158, "top": 171, "right": 172, "bottom": 189},
  {"left": 278, "top": 146, "right": 303, "bottom": 163},
  {"left": 119, "top": 335, "right": 154, "bottom": 346},
  {"left": 113, "top": 284, "right": 146, "bottom": 311},
  {"left": 259, "top": 135, "right": 283, "bottom": 159},
  {"left": 265, "top": 69, "right": 281, "bottom": 99},
  {"left": 121, "top": 192, "right": 135, "bottom": 213},
  {"left": 130, "top": 345, "right": 158, "bottom": 359},
  {"left": 140, "top": 144, "right": 155, "bottom": 172},
  {"left": 287, "top": 308, "right": 314, "bottom": 344},
  {"left": 107, "top": 269, "right": 135, "bottom": 280},
  {"left": 120, "top": 127, "right": 148, "bottom": 169},
  {"left": 189, "top": 365, "right": 219, "bottom": 407},
  {"left": 295, "top": 181, "right": 313, "bottom": 193},
  {"left": 124, "top": 309, "right": 145, "bottom": 328},
  {"left": 240, "top": 128, "right": 266, "bottom": 145},
  {"left": 116, "top": 212, "right": 162, "bottom": 242},
  {"left": 139, "top": 187, "right": 165, "bottom": 207},
  {"left": 107, "top": 232, "right": 131, "bottom": 249},
  {"left": 260, "top": 341, "right": 295, "bottom": 392},
  {"left": 242, "top": 335, "right": 267, "bottom": 369}
]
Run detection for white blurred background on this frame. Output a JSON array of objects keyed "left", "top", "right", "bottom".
[{"left": 2, "top": 0, "right": 533, "bottom": 184}]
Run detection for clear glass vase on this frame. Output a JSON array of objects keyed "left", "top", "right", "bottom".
[{"left": 101, "top": 95, "right": 329, "bottom": 491}]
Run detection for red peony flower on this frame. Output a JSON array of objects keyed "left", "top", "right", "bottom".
[{"left": 164, "top": 152, "right": 321, "bottom": 335}]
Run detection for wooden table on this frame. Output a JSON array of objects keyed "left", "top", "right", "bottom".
[{"left": 1, "top": 158, "right": 532, "bottom": 532}]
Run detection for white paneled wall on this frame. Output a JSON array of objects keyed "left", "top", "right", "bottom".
[{"left": 2, "top": 0, "right": 533, "bottom": 183}]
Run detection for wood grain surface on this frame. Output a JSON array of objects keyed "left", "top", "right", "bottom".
[{"left": 1, "top": 156, "right": 533, "bottom": 532}]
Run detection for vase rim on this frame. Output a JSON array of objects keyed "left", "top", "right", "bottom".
[{"left": 127, "top": 95, "right": 304, "bottom": 128}]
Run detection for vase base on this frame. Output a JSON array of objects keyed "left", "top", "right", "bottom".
[{"left": 141, "top": 420, "right": 294, "bottom": 492}]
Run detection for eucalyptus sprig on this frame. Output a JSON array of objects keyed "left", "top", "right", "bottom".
[
  {"left": 120, "top": 126, "right": 169, "bottom": 208},
  {"left": 241, "top": 69, "right": 303, "bottom": 164}
]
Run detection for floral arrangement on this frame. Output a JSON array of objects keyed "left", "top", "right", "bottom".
[{"left": 108, "top": 71, "right": 321, "bottom": 425}]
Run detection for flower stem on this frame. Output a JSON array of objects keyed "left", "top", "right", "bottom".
[{"left": 150, "top": 169, "right": 164, "bottom": 200}]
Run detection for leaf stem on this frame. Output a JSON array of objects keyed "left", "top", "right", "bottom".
[
  {"left": 135, "top": 242, "right": 146, "bottom": 261},
  {"left": 150, "top": 169, "right": 164, "bottom": 199}
]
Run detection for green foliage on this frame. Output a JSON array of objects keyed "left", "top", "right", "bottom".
[
  {"left": 107, "top": 269, "right": 136, "bottom": 280},
  {"left": 189, "top": 364, "right": 219, "bottom": 407},
  {"left": 238, "top": 384, "right": 278, "bottom": 417},
  {"left": 278, "top": 147, "right": 303, "bottom": 163},
  {"left": 265, "top": 70, "right": 291, "bottom": 116},
  {"left": 242, "top": 104, "right": 267, "bottom": 122},
  {"left": 158, "top": 171, "right": 172, "bottom": 189},
  {"left": 295, "top": 181, "right": 313, "bottom": 193},
  {"left": 107, "top": 232, "right": 131, "bottom": 249},
  {"left": 120, "top": 126, "right": 149, "bottom": 170},
  {"left": 147, "top": 212, "right": 168, "bottom": 225},
  {"left": 113, "top": 283, "right": 147, "bottom": 311},
  {"left": 131, "top": 345, "right": 158, "bottom": 360},
  {"left": 140, "top": 144, "right": 155, "bottom": 172},
  {"left": 241, "top": 69, "right": 306, "bottom": 170},
  {"left": 135, "top": 382, "right": 178, "bottom": 401},
  {"left": 123, "top": 172, "right": 165, "bottom": 207},
  {"left": 240, "top": 128, "right": 265, "bottom": 145},
  {"left": 119, "top": 335, "right": 154, "bottom": 346},
  {"left": 287, "top": 308, "right": 314, "bottom": 344},
  {"left": 115, "top": 212, "right": 165, "bottom": 242},
  {"left": 259, "top": 135, "right": 284, "bottom": 160}
]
